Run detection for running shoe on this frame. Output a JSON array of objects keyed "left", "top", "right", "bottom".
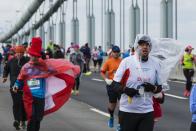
[
  {"left": 108, "top": 117, "right": 114, "bottom": 128},
  {"left": 116, "top": 124, "right": 121, "bottom": 131},
  {"left": 84, "top": 71, "right": 92, "bottom": 76},
  {"left": 184, "top": 89, "right": 190, "bottom": 97},
  {"left": 72, "top": 90, "right": 76, "bottom": 95},
  {"left": 20, "top": 121, "right": 26, "bottom": 129},
  {"left": 13, "top": 121, "right": 20, "bottom": 130},
  {"left": 75, "top": 90, "right": 79, "bottom": 96}
]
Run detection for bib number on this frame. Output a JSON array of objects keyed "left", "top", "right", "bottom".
[{"left": 27, "top": 79, "right": 40, "bottom": 88}]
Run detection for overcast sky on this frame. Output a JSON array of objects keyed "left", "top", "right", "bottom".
[
  {"left": 0, "top": 0, "right": 31, "bottom": 33},
  {"left": 0, "top": 0, "right": 195, "bottom": 51}
]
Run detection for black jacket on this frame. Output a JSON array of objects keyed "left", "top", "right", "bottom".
[
  {"left": 3, "top": 56, "right": 29, "bottom": 88},
  {"left": 53, "top": 50, "right": 65, "bottom": 59}
]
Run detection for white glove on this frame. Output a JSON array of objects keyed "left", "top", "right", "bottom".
[
  {"left": 12, "top": 86, "right": 19, "bottom": 93},
  {"left": 154, "top": 92, "right": 163, "bottom": 98},
  {"left": 105, "top": 78, "right": 113, "bottom": 85}
]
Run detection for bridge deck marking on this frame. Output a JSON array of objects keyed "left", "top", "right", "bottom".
[
  {"left": 90, "top": 108, "right": 110, "bottom": 117},
  {"left": 92, "top": 78, "right": 188, "bottom": 100}
]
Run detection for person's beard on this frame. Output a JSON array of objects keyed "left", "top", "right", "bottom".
[{"left": 136, "top": 47, "right": 148, "bottom": 62}]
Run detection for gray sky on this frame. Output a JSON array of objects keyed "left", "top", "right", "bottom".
[
  {"left": 0, "top": 0, "right": 195, "bottom": 51},
  {"left": 0, "top": 0, "right": 31, "bottom": 33}
]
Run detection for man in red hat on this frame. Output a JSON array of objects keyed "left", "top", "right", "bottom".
[
  {"left": 13, "top": 37, "right": 79, "bottom": 131},
  {"left": 3, "top": 45, "right": 29, "bottom": 130},
  {"left": 14, "top": 38, "right": 45, "bottom": 131}
]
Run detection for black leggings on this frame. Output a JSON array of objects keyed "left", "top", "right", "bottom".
[
  {"left": 183, "top": 69, "right": 194, "bottom": 91},
  {"left": 190, "top": 122, "right": 196, "bottom": 131},
  {"left": 93, "top": 60, "right": 98, "bottom": 67},
  {"left": 120, "top": 111, "right": 154, "bottom": 131},
  {"left": 27, "top": 97, "right": 45, "bottom": 131},
  {"left": 75, "top": 75, "right": 80, "bottom": 90},
  {"left": 85, "top": 58, "right": 90, "bottom": 72},
  {"left": 10, "top": 89, "right": 26, "bottom": 122}
]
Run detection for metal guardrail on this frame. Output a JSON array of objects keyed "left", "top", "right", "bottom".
[
  {"left": 0, "top": 0, "right": 45, "bottom": 43},
  {"left": 21, "top": 0, "right": 67, "bottom": 37}
]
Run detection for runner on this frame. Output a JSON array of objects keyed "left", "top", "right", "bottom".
[
  {"left": 2, "top": 45, "right": 29, "bottom": 130},
  {"left": 121, "top": 45, "right": 164, "bottom": 123},
  {"left": 111, "top": 35, "right": 162, "bottom": 131},
  {"left": 100, "top": 45, "right": 122, "bottom": 130},
  {"left": 190, "top": 84, "right": 196, "bottom": 131},
  {"left": 92, "top": 46, "right": 99, "bottom": 73},
  {"left": 13, "top": 37, "right": 79, "bottom": 131},
  {"left": 180, "top": 45, "right": 196, "bottom": 97},
  {"left": 70, "top": 44, "right": 84, "bottom": 96}
]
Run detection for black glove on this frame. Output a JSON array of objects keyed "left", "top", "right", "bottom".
[
  {"left": 110, "top": 81, "right": 123, "bottom": 93},
  {"left": 154, "top": 85, "right": 162, "bottom": 93},
  {"left": 141, "top": 82, "right": 156, "bottom": 92},
  {"left": 141, "top": 82, "right": 162, "bottom": 93},
  {"left": 124, "top": 87, "right": 139, "bottom": 97}
]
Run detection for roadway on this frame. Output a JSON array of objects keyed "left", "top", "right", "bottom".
[
  {"left": 0, "top": 73, "right": 192, "bottom": 131},
  {"left": 73, "top": 73, "right": 192, "bottom": 131}
]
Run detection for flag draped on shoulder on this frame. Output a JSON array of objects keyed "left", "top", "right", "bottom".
[{"left": 18, "top": 58, "right": 80, "bottom": 120}]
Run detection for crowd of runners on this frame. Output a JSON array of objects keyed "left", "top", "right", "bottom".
[{"left": 0, "top": 34, "right": 196, "bottom": 131}]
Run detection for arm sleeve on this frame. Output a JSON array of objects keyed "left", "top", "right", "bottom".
[
  {"left": 155, "top": 62, "right": 162, "bottom": 85},
  {"left": 14, "top": 80, "right": 24, "bottom": 90},
  {"left": 154, "top": 62, "right": 163, "bottom": 93},
  {"left": 15, "top": 66, "right": 27, "bottom": 90},
  {"left": 113, "top": 59, "right": 127, "bottom": 82},
  {"left": 17, "top": 66, "right": 27, "bottom": 81},
  {"left": 3, "top": 61, "right": 10, "bottom": 78},
  {"left": 190, "top": 86, "right": 196, "bottom": 114},
  {"left": 80, "top": 52, "right": 85, "bottom": 72}
]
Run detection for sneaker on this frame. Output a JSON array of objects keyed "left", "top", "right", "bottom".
[
  {"left": 108, "top": 117, "right": 114, "bottom": 128},
  {"left": 20, "top": 121, "right": 26, "bottom": 129},
  {"left": 186, "top": 91, "right": 190, "bottom": 97},
  {"left": 71, "top": 90, "right": 76, "bottom": 95},
  {"left": 116, "top": 124, "right": 121, "bottom": 131},
  {"left": 184, "top": 90, "right": 190, "bottom": 97},
  {"left": 75, "top": 90, "right": 79, "bottom": 96},
  {"left": 85, "top": 71, "right": 92, "bottom": 76},
  {"left": 13, "top": 121, "right": 20, "bottom": 130}
]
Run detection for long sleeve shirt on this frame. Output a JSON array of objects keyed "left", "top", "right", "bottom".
[{"left": 190, "top": 85, "right": 196, "bottom": 122}]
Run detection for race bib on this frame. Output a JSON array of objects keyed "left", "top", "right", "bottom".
[{"left": 27, "top": 79, "right": 40, "bottom": 88}]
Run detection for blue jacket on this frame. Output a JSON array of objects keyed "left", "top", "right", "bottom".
[
  {"left": 122, "top": 50, "right": 131, "bottom": 59},
  {"left": 190, "top": 84, "right": 196, "bottom": 122},
  {"left": 98, "top": 50, "right": 104, "bottom": 60}
]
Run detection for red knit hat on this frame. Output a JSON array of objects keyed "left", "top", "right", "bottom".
[
  {"left": 15, "top": 45, "right": 25, "bottom": 53},
  {"left": 28, "top": 37, "right": 42, "bottom": 57}
]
